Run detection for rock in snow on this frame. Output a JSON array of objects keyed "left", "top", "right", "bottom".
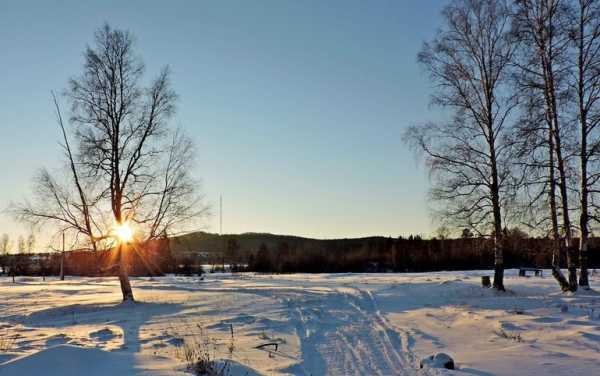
[{"left": 420, "top": 353, "right": 455, "bottom": 370}]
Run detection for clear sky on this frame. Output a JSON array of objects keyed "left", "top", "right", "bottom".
[{"left": 0, "top": 1, "right": 446, "bottom": 242}]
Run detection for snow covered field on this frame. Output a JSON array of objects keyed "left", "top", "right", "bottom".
[{"left": 1, "top": 270, "right": 600, "bottom": 375}]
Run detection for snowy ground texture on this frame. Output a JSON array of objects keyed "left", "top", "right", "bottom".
[{"left": 1, "top": 269, "right": 600, "bottom": 375}]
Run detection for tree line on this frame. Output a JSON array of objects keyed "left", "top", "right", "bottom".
[
  {"left": 4, "top": 231, "right": 600, "bottom": 277},
  {"left": 404, "top": 0, "right": 600, "bottom": 292},
  {"left": 0, "top": 237, "right": 186, "bottom": 278},
  {"left": 245, "top": 235, "right": 600, "bottom": 273},
  {"left": 0, "top": 233, "right": 36, "bottom": 254},
  {"left": 172, "top": 230, "right": 600, "bottom": 274}
]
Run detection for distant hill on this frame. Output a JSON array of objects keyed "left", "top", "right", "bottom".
[{"left": 168, "top": 231, "right": 393, "bottom": 255}]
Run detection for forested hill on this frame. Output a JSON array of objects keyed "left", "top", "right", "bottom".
[{"left": 169, "top": 231, "right": 395, "bottom": 255}]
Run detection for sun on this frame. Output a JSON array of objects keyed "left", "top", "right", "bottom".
[{"left": 114, "top": 222, "right": 134, "bottom": 243}]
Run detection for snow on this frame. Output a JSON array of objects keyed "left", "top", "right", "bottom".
[
  {"left": 1, "top": 270, "right": 600, "bottom": 375},
  {"left": 0, "top": 344, "right": 185, "bottom": 375}
]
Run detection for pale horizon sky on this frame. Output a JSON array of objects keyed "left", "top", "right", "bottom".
[{"left": 0, "top": 1, "right": 446, "bottom": 244}]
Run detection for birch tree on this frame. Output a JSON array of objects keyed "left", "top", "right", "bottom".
[
  {"left": 14, "top": 24, "right": 206, "bottom": 301},
  {"left": 0, "top": 234, "right": 11, "bottom": 254},
  {"left": 513, "top": 0, "right": 578, "bottom": 291},
  {"left": 567, "top": 0, "right": 600, "bottom": 289},
  {"left": 405, "top": 0, "right": 518, "bottom": 290},
  {"left": 512, "top": 90, "right": 571, "bottom": 290}
]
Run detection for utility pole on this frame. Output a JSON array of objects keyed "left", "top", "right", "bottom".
[
  {"left": 60, "top": 231, "right": 65, "bottom": 281},
  {"left": 220, "top": 194, "right": 225, "bottom": 272}
]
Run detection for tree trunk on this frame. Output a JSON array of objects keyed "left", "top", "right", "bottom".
[
  {"left": 555, "top": 133, "right": 577, "bottom": 291},
  {"left": 118, "top": 243, "right": 134, "bottom": 301},
  {"left": 579, "top": 125, "right": 590, "bottom": 289},
  {"left": 548, "top": 122, "right": 570, "bottom": 292},
  {"left": 576, "top": 6, "right": 590, "bottom": 289},
  {"left": 487, "top": 88, "right": 505, "bottom": 292},
  {"left": 543, "top": 49, "right": 577, "bottom": 292},
  {"left": 530, "top": 0, "right": 578, "bottom": 292},
  {"left": 579, "top": 231, "right": 589, "bottom": 288},
  {"left": 490, "top": 146, "right": 504, "bottom": 291},
  {"left": 114, "top": 188, "right": 134, "bottom": 300}
]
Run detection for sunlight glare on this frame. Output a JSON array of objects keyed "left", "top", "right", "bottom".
[{"left": 114, "top": 222, "right": 134, "bottom": 243}]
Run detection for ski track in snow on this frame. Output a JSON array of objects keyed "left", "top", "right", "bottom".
[{"left": 269, "top": 286, "right": 422, "bottom": 376}]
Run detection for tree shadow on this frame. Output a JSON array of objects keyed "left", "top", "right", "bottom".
[{"left": 10, "top": 300, "right": 185, "bottom": 354}]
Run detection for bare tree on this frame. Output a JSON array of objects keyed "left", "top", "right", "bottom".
[
  {"left": 567, "top": 0, "right": 600, "bottom": 289},
  {"left": 26, "top": 234, "right": 36, "bottom": 253},
  {"left": 0, "top": 234, "right": 11, "bottom": 254},
  {"left": 404, "top": 0, "right": 517, "bottom": 290},
  {"left": 0, "top": 234, "right": 12, "bottom": 275},
  {"left": 17, "top": 236, "right": 25, "bottom": 254},
  {"left": 435, "top": 226, "right": 452, "bottom": 240},
  {"left": 512, "top": 90, "right": 571, "bottom": 291},
  {"left": 14, "top": 24, "right": 206, "bottom": 301},
  {"left": 513, "top": 0, "right": 578, "bottom": 291}
]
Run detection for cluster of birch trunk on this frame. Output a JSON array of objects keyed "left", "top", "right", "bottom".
[{"left": 405, "top": 0, "right": 600, "bottom": 292}]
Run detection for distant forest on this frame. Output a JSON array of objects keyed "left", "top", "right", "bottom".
[
  {"left": 3, "top": 231, "right": 600, "bottom": 277},
  {"left": 171, "top": 231, "right": 600, "bottom": 274}
]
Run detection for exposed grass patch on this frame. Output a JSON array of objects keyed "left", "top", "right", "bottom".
[
  {"left": 0, "top": 331, "right": 17, "bottom": 352},
  {"left": 172, "top": 323, "right": 235, "bottom": 376}
]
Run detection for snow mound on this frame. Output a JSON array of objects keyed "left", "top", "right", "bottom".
[{"left": 0, "top": 344, "right": 157, "bottom": 375}]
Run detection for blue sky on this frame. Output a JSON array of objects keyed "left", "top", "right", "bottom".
[{"left": 0, "top": 1, "right": 445, "bottom": 241}]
